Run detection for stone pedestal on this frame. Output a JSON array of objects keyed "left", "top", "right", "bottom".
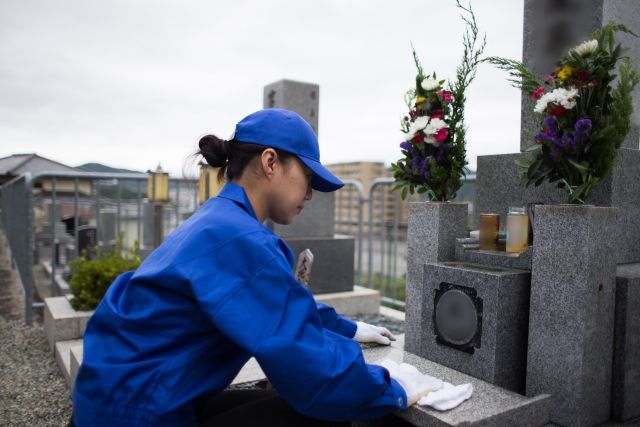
[
  {"left": 419, "top": 262, "right": 530, "bottom": 393},
  {"left": 405, "top": 202, "right": 468, "bottom": 354},
  {"left": 526, "top": 205, "right": 617, "bottom": 427},
  {"left": 612, "top": 263, "right": 640, "bottom": 422}
]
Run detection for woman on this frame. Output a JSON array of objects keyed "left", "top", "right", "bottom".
[{"left": 72, "top": 108, "right": 427, "bottom": 426}]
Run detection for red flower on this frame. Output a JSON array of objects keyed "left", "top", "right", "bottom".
[
  {"left": 434, "top": 128, "right": 448, "bottom": 142},
  {"left": 411, "top": 133, "right": 425, "bottom": 144},
  {"left": 409, "top": 109, "right": 417, "bottom": 118},
  {"left": 549, "top": 105, "right": 567, "bottom": 117},
  {"left": 532, "top": 87, "right": 545, "bottom": 100}
]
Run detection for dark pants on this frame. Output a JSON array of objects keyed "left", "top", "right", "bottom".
[{"left": 196, "top": 389, "right": 351, "bottom": 426}]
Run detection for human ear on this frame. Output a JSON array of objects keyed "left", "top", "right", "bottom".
[{"left": 260, "top": 148, "right": 278, "bottom": 179}]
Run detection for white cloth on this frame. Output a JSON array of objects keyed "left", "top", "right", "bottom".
[
  {"left": 376, "top": 358, "right": 473, "bottom": 411},
  {"left": 418, "top": 382, "right": 473, "bottom": 410}
]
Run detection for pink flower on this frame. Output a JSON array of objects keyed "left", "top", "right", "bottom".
[
  {"left": 434, "top": 128, "right": 448, "bottom": 142},
  {"left": 437, "top": 90, "right": 453, "bottom": 103},
  {"left": 544, "top": 75, "right": 554, "bottom": 84},
  {"left": 532, "top": 87, "right": 545, "bottom": 100}
]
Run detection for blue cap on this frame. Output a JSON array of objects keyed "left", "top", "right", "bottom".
[{"left": 233, "top": 108, "right": 343, "bottom": 192}]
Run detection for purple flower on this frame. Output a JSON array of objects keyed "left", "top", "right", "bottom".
[
  {"left": 560, "top": 134, "right": 575, "bottom": 148},
  {"left": 400, "top": 141, "right": 412, "bottom": 151},
  {"left": 434, "top": 144, "right": 448, "bottom": 163},
  {"left": 574, "top": 118, "right": 592, "bottom": 135},
  {"left": 544, "top": 116, "right": 558, "bottom": 135}
]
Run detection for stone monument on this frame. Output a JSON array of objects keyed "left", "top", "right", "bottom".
[{"left": 263, "top": 79, "right": 354, "bottom": 295}]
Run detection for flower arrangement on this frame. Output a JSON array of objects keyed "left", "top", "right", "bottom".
[
  {"left": 391, "top": 1, "right": 485, "bottom": 201},
  {"left": 486, "top": 23, "right": 639, "bottom": 203}
]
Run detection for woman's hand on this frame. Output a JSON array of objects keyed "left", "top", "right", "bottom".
[{"left": 353, "top": 321, "right": 396, "bottom": 345}]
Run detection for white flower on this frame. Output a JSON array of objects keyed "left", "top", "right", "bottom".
[
  {"left": 425, "top": 118, "right": 448, "bottom": 134},
  {"left": 404, "top": 116, "right": 448, "bottom": 143},
  {"left": 421, "top": 78, "right": 440, "bottom": 91},
  {"left": 405, "top": 116, "right": 429, "bottom": 140},
  {"left": 571, "top": 39, "right": 598, "bottom": 57},
  {"left": 533, "top": 87, "right": 579, "bottom": 113}
]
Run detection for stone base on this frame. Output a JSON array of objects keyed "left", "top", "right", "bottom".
[
  {"left": 283, "top": 234, "right": 354, "bottom": 294},
  {"left": 44, "top": 297, "right": 93, "bottom": 351},
  {"left": 361, "top": 345, "right": 551, "bottom": 427},
  {"left": 612, "top": 263, "right": 640, "bottom": 422},
  {"left": 314, "top": 285, "right": 380, "bottom": 316},
  {"left": 418, "top": 262, "right": 531, "bottom": 393},
  {"left": 475, "top": 149, "right": 640, "bottom": 264}
]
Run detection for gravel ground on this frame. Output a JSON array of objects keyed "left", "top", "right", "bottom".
[
  {"left": 0, "top": 231, "right": 72, "bottom": 427},
  {"left": 0, "top": 318, "right": 72, "bottom": 427}
]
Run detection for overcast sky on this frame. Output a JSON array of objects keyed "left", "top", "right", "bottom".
[{"left": 0, "top": 0, "right": 524, "bottom": 176}]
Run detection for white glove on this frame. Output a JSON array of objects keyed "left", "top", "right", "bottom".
[
  {"left": 353, "top": 321, "right": 396, "bottom": 345},
  {"left": 378, "top": 360, "right": 438, "bottom": 406}
]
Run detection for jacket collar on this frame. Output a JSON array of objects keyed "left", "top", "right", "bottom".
[{"left": 216, "top": 182, "right": 258, "bottom": 220}]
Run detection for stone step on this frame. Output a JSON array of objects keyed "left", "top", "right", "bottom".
[
  {"left": 54, "top": 339, "right": 83, "bottom": 388},
  {"left": 314, "top": 285, "right": 380, "bottom": 316}
]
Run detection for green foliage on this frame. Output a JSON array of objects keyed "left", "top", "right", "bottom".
[
  {"left": 392, "top": 0, "right": 484, "bottom": 201},
  {"left": 485, "top": 22, "right": 639, "bottom": 204},
  {"left": 69, "top": 232, "right": 141, "bottom": 310}
]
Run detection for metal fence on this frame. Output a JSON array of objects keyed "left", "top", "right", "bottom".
[
  {"left": 0, "top": 171, "right": 198, "bottom": 325},
  {"left": 0, "top": 170, "right": 475, "bottom": 324}
]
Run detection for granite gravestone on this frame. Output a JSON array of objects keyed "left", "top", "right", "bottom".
[{"left": 264, "top": 79, "right": 354, "bottom": 295}]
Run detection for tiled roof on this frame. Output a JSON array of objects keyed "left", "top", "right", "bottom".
[{"left": 0, "top": 153, "right": 81, "bottom": 176}]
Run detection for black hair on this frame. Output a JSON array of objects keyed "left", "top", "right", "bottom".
[{"left": 197, "top": 135, "right": 294, "bottom": 182}]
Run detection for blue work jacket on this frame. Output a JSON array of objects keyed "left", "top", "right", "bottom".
[{"left": 72, "top": 182, "right": 407, "bottom": 426}]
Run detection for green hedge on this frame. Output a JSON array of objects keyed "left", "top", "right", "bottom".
[{"left": 69, "top": 234, "right": 141, "bottom": 311}]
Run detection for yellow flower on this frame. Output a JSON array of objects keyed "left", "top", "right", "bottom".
[
  {"left": 416, "top": 96, "right": 426, "bottom": 105},
  {"left": 557, "top": 65, "right": 573, "bottom": 81}
]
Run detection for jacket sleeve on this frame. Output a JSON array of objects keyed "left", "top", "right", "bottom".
[
  {"left": 187, "top": 240, "right": 407, "bottom": 421},
  {"left": 315, "top": 302, "right": 357, "bottom": 338}
]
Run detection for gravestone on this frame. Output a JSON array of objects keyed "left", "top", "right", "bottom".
[{"left": 264, "top": 79, "right": 354, "bottom": 295}]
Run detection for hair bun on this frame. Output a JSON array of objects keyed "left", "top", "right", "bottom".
[{"left": 197, "top": 135, "right": 231, "bottom": 167}]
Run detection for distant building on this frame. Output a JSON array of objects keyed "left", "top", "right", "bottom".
[
  {"left": 326, "top": 161, "right": 476, "bottom": 236},
  {"left": 326, "top": 161, "right": 421, "bottom": 236},
  {"left": 0, "top": 153, "right": 91, "bottom": 194}
]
